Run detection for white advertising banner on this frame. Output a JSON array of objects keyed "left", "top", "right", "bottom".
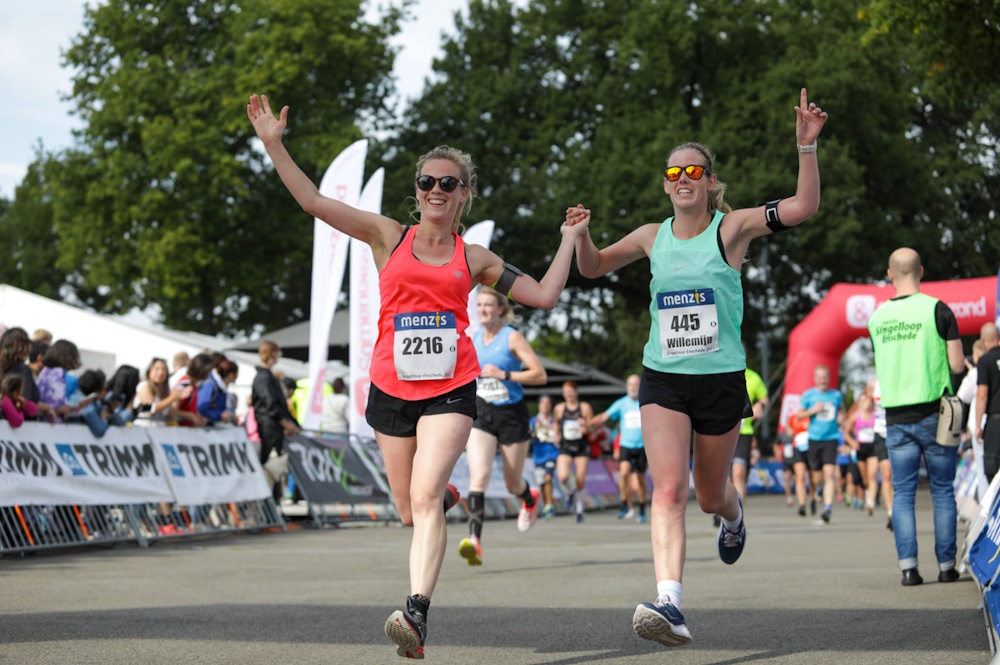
[
  {"left": 348, "top": 169, "right": 385, "bottom": 439},
  {"left": 462, "top": 220, "right": 495, "bottom": 338},
  {"left": 0, "top": 422, "right": 173, "bottom": 506},
  {"left": 145, "top": 427, "right": 271, "bottom": 505},
  {"left": 302, "top": 139, "right": 368, "bottom": 430}
]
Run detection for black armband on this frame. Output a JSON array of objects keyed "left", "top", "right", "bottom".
[
  {"left": 763, "top": 199, "right": 788, "bottom": 234},
  {"left": 491, "top": 262, "right": 525, "bottom": 298}
]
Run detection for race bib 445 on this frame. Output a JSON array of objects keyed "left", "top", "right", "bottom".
[{"left": 657, "top": 288, "right": 719, "bottom": 357}]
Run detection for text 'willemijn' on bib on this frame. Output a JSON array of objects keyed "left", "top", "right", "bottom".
[
  {"left": 657, "top": 288, "right": 719, "bottom": 357},
  {"left": 393, "top": 311, "right": 459, "bottom": 380}
]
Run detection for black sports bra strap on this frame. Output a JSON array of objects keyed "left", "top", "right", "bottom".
[{"left": 391, "top": 225, "right": 412, "bottom": 255}]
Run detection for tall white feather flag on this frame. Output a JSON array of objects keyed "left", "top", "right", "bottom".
[
  {"left": 348, "top": 169, "right": 385, "bottom": 438},
  {"left": 462, "top": 220, "right": 496, "bottom": 338},
  {"left": 301, "top": 140, "right": 367, "bottom": 431}
]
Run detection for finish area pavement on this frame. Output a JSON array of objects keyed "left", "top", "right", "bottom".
[{"left": 0, "top": 493, "right": 987, "bottom": 664}]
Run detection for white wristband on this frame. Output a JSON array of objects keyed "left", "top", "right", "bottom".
[{"left": 797, "top": 141, "right": 817, "bottom": 153}]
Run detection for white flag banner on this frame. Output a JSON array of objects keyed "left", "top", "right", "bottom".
[
  {"left": 146, "top": 427, "right": 270, "bottom": 505},
  {"left": 0, "top": 422, "right": 173, "bottom": 506},
  {"left": 302, "top": 139, "right": 368, "bottom": 430},
  {"left": 348, "top": 168, "right": 385, "bottom": 439},
  {"left": 462, "top": 220, "right": 496, "bottom": 338}
]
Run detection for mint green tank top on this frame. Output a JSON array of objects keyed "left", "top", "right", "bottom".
[{"left": 642, "top": 210, "right": 746, "bottom": 375}]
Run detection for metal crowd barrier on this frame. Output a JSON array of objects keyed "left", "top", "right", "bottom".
[{"left": 0, "top": 498, "right": 286, "bottom": 556}]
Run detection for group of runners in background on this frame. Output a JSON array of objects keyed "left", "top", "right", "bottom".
[{"left": 779, "top": 370, "right": 895, "bottom": 530}]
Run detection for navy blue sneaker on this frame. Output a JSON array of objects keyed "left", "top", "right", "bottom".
[
  {"left": 718, "top": 494, "right": 746, "bottom": 565},
  {"left": 633, "top": 596, "right": 692, "bottom": 647}
]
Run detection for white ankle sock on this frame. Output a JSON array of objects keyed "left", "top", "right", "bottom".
[
  {"left": 656, "top": 580, "right": 683, "bottom": 609},
  {"left": 721, "top": 500, "right": 743, "bottom": 531},
  {"left": 575, "top": 488, "right": 586, "bottom": 514}
]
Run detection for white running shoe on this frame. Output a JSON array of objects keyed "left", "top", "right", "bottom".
[
  {"left": 624, "top": 507, "right": 636, "bottom": 520},
  {"left": 517, "top": 488, "right": 541, "bottom": 532}
]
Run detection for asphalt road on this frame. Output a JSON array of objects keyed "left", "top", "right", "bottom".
[{"left": 0, "top": 492, "right": 988, "bottom": 664}]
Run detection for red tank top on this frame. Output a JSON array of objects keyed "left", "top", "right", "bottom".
[{"left": 369, "top": 227, "right": 481, "bottom": 400}]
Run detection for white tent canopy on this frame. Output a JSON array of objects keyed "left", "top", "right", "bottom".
[{"left": 0, "top": 284, "right": 348, "bottom": 415}]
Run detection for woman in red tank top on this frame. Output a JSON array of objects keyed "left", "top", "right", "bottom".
[{"left": 248, "top": 93, "right": 591, "bottom": 659}]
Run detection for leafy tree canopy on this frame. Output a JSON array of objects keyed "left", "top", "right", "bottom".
[
  {"left": 376, "top": 0, "right": 997, "bottom": 376},
  {"left": 25, "top": 0, "right": 402, "bottom": 335}
]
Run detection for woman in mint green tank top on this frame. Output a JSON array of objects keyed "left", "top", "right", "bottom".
[{"left": 568, "top": 88, "right": 829, "bottom": 647}]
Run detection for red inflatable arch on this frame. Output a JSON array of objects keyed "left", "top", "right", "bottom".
[{"left": 778, "top": 276, "right": 998, "bottom": 427}]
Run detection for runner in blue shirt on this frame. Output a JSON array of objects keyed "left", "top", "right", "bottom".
[
  {"left": 591, "top": 375, "right": 647, "bottom": 523},
  {"left": 796, "top": 365, "right": 845, "bottom": 523},
  {"left": 530, "top": 395, "right": 559, "bottom": 519}
]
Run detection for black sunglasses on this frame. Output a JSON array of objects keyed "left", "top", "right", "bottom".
[
  {"left": 664, "top": 164, "right": 711, "bottom": 181},
  {"left": 416, "top": 174, "right": 465, "bottom": 193}
]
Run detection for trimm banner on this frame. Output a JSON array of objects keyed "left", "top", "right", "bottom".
[
  {"left": 0, "top": 421, "right": 173, "bottom": 506},
  {"left": 145, "top": 427, "right": 271, "bottom": 505},
  {"left": 285, "top": 433, "right": 392, "bottom": 504}
]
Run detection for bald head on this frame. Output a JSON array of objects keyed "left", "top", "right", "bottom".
[
  {"left": 886, "top": 247, "right": 923, "bottom": 293},
  {"left": 888, "top": 248, "right": 921, "bottom": 279},
  {"left": 981, "top": 322, "right": 999, "bottom": 348}
]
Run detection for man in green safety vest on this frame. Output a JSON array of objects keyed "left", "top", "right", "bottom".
[{"left": 867, "top": 248, "right": 965, "bottom": 587}]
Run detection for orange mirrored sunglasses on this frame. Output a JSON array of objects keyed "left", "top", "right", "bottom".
[{"left": 664, "top": 164, "right": 711, "bottom": 182}]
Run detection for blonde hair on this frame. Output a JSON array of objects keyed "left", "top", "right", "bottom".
[
  {"left": 668, "top": 142, "right": 732, "bottom": 213},
  {"left": 478, "top": 286, "right": 516, "bottom": 325},
  {"left": 414, "top": 146, "right": 478, "bottom": 232}
]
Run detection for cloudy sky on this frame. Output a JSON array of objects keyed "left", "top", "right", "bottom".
[{"left": 0, "top": 0, "right": 471, "bottom": 198}]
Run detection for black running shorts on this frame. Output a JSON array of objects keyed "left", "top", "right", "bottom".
[
  {"left": 366, "top": 381, "right": 477, "bottom": 438},
  {"left": 733, "top": 433, "right": 754, "bottom": 465},
  {"left": 472, "top": 398, "right": 531, "bottom": 444},
  {"left": 619, "top": 447, "right": 648, "bottom": 474},
  {"left": 638, "top": 367, "right": 752, "bottom": 436},
  {"left": 806, "top": 439, "right": 838, "bottom": 471},
  {"left": 856, "top": 443, "right": 876, "bottom": 462},
  {"left": 559, "top": 437, "right": 589, "bottom": 458},
  {"left": 873, "top": 435, "right": 889, "bottom": 462}
]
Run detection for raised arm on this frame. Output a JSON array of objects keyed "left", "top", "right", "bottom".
[
  {"left": 724, "top": 88, "right": 828, "bottom": 246},
  {"left": 467, "top": 211, "right": 590, "bottom": 310},
  {"left": 247, "top": 94, "right": 400, "bottom": 264}
]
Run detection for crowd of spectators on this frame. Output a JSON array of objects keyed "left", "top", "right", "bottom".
[{"left": 0, "top": 325, "right": 348, "bottom": 446}]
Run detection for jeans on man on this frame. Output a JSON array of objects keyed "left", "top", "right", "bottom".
[{"left": 886, "top": 412, "right": 958, "bottom": 571}]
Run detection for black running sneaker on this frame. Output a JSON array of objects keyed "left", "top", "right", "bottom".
[
  {"left": 385, "top": 595, "right": 428, "bottom": 659},
  {"left": 718, "top": 494, "right": 746, "bottom": 565},
  {"left": 798, "top": 505, "right": 806, "bottom": 517},
  {"left": 633, "top": 595, "right": 692, "bottom": 647}
]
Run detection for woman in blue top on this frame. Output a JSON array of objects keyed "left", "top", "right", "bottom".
[
  {"left": 570, "top": 88, "right": 827, "bottom": 647},
  {"left": 459, "top": 286, "right": 548, "bottom": 566}
]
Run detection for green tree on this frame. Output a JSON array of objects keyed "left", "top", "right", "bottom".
[
  {"left": 861, "top": 0, "right": 1000, "bottom": 97},
  {"left": 44, "top": 0, "right": 401, "bottom": 334},
  {"left": 379, "top": 0, "right": 996, "bottom": 378},
  {"left": 0, "top": 147, "right": 68, "bottom": 301}
]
